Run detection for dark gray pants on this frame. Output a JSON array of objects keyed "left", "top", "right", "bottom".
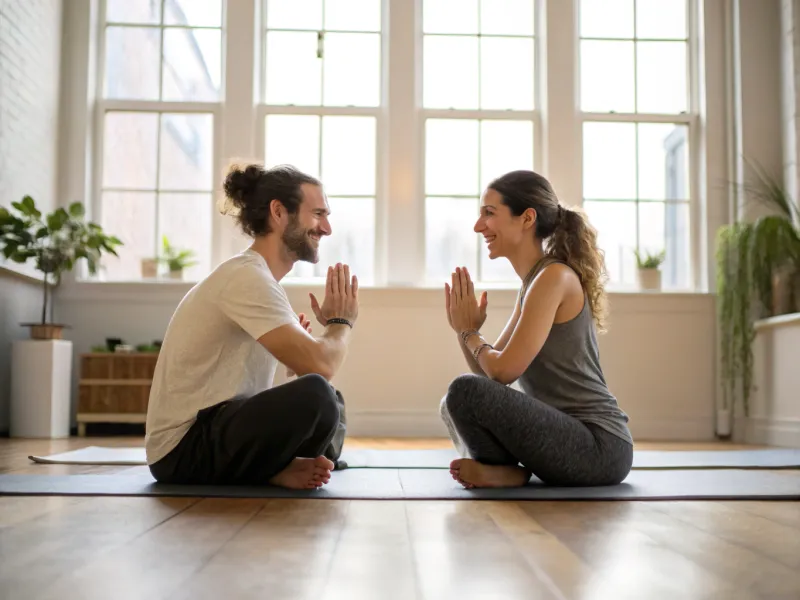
[
  {"left": 441, "top": 374, "right": 632, "bottom": 486},
  {"left": 149, "top": 374, "right": 346, "bottom": 485}
]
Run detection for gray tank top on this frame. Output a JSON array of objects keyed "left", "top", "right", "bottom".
[{"left": 516, "top": 258, "right": 634, "bottom": 445}]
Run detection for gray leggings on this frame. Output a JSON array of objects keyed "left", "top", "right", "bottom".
[{"left": 440, "top": 374, "right": 633, "bottom": 486}]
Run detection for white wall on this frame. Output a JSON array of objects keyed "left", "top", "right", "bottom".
[
  {"left": 0, "top": 0, "right": 64, "bottom": 432},
  {"left": 57, "top": 284, "right": 717, "bottom": 441}
]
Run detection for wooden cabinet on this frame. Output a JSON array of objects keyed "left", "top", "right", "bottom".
[{"left": 76, "top": 353, "right": 159, "bottom": 436}]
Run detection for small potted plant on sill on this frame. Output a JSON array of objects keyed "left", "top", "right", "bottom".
[
  {"left": 634, "top": 248, "right": 666, "bottom": 291},
  {"left": 0, "top": 195, "right": 123, "bottom": 339},
  {"left": 158, "top": 235, "right": 197, "bottom": 281}
]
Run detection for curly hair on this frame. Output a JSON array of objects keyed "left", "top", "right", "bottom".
[
  {"left": 487, "top": 170, "right": 610, "bottom": 332},
  {"left": 220, "top": 163, "right": 321, "bottom": 237}
]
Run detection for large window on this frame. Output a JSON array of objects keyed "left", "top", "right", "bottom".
[
  {"left": 259, "top": 0, "right": 381, "bottom": 285},
  {"left": 96, "top": 0, "right": 222, "bottom": 281},
  {"left": 422, "top": 0, "right": 537, "bottom": 284},
  {"left": 580, "top": 0, "right": 693, "bottom": 289},
  {"left": 86, "top": 0, "right": 707, "bottom": 291}
]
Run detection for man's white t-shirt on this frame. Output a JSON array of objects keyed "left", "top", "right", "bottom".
[{"left": 144, "top": 249, "right": 299, "bottom": 465}]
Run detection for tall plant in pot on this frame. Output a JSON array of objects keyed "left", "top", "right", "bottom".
[
  {"left": 0, "top": 196, "right": 123, "bottom": 339},
  {"left": 716, "top": 162, "right": 800, "bottom": 428}
]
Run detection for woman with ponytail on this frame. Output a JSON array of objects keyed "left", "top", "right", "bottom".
[{"left": 441, "top": 169, "right": 633, "bottom": 489}]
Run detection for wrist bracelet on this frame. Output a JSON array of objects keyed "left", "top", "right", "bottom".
[
  {"left": 327, "top": 317, "right": 353, "bottom": 329},
  {"left": 460, "top": 329, "right": 480, "bottom": 344},
  {"left": 472, "top": 342, "right": 493, "bottom": 362}
]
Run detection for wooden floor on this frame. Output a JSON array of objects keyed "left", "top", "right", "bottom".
[{"left": 1, "top": 437, "right": 799, "bottom": 600}]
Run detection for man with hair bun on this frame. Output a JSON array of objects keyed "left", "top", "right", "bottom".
[{"left": 144, "top": 163, "right": 357, "bottom": 490}]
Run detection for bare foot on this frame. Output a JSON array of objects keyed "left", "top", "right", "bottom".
[
  {"left": 269, "top": 456, "right": 334, "bottom": 490},
  {"left": 450, "top": 458, "right": 530, "bottom": 489}
]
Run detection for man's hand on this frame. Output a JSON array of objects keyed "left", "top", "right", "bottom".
[
  {"left": 286, "top": 312, "right": 313, "bottom": 377},
  {"left": 309, "top": 263, "right": 359, "bottom": 327}
]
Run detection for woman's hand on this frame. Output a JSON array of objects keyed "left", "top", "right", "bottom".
[{"left": 445, "top": 266, "right": 488, "bottom": 334}]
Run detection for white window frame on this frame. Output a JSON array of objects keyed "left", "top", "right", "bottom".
[
  {"left": 69, "top": 0, "right": 721, "bottom": 293},
  {"left": 577, "top": 0, "right": 702, "bottom": 291},
  {"left": 90, "top": 0, "right": 224, "bottom": 281}
]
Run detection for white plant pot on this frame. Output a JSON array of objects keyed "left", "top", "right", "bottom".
[
  {"left": 716, "top": 408, "right": 732, "bottom": 437},
  {"left": 168, "top": 269, "right": 184, "bottom": 280},
  {"left": 637, "top": 268, "right": 662, "bottom": 291},
  {"left": 10, "top": 340, "right": 72, "bottom": 438}
]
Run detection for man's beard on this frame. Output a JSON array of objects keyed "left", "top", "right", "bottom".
[{"left": 282, "top": 214, "right": 319, "bottom": 263}]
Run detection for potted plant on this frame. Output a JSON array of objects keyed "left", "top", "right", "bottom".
[
  {"left": 716, "top": 161, "right": 800, "bottom": 428},
  {"left": 158, "top": 235, "right": 197, "bottom": 280},
  {"left": 0, "top": 195, "right": 123, "bottom": 339},
  {"left": 634, "top": 248, "right": 666, "bottom": 291},
  {"left": 140, "top": 256, "right": 158, "bottom": 279}
]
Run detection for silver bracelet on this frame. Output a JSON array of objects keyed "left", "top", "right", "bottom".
[
  {"left": 472, "top": 342, "right": 493, "bottom": 362},
  {"left": 460, "top": 329, "right": 480, "bottom": 344}
]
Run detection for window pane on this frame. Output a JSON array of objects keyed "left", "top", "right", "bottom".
[
  {"left": 103, "top": 113, "right": 159, "bottom": 190},
  {"left": 636, "top": 41, "right": 687, "bottom": 113},
  {"left": 424, "top": 0, "right": 478, "bottom": 34},
  {"left": 426, "top": 119, "right": 479, "bottom": 196},
  {"left": 106, "top": 0, "right": 160, "bottom": 24},
  {"left": 321, "top": 117, "right": 376, "bottom": 196},
  {"left": 316, "top": 197, "right": 375, "bottom": 285},
  {"left": 159, "top": 114, "right": 214, "bottom": 191},
  {"left": 325, "top": 0, "right": 381, "bottom": 32},
  {"left": 426, "top": 197, "right": 479, "bottom": 282},
  {"left": 636, "top": 0, "right": 687, "bottom": 39},
  {"left": 580, "top": 40, "right": 634, "bottom": 112},
  {"left": 162, "top": 28, "right": 221, "bottom": 101},
  {"left": 104, "top": 27, "right": 161, "bottom": 100},
  {"left": 323, "top": 33, "right": 380, "bottom": 107},
  {"left": 164, "top": 0, "right": 222, "bottom": 27},
  {"left": 424, "top": 36, "right": 479, "bottom": 109},
  {"left": 580, "top": 0, "right": 634, "bottom": 39},
  {"left": 100, "top": 192, "right": 156, "bottom": 281},
  {"left": 480, "top": 37, "right": 534, "bottom": 110},
  {"left": 480, "top": 243, "right": 519, "bottom": 282},
  {"left": 158, "top": 193, "right": 212, "bottom": 281},
  {"left": 266, "top": 0, "right": 323, "bottom": 30},
  {"left": 647, "top": 201, "right": 691, "bottom": 289},
  {"left": 583, "top": 200, "right": 637, "bottom": 285},
  {"left": 480, "top": 120, "right": 534, "bottom": 192},
  {"left": 480, "top": 0, "right": 534, "bottom": 36},
  {"left": 583, "top": 122, "right": 636, "bottom": 199},
  {"left": 264, "top": 115, "right": 321, "bottom": 178},
  {"left": 265, "top": 32, "right": 322, "bottom": 105},
  {"left": 638, "top": 123, "right": 689, "bottom": 200}
]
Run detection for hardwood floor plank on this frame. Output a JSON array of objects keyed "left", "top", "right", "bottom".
[
  {"left": 719, "top": 500, "right": 800, "bottom": 529},
  {"left": 485, "top": 501, "right": 593, "bottom": 599},
  {"left": 648, "top": 501, "right": 800, "bottom": 570},
  {"left": 170, "top": 498, "right": 350, "bottom": 600},
  {"left": 406, "top": 501, "right": 558, "bottom": 600},
  {"left": 523, "top": 501, "right": 756, "bottom": 600},
  {"left": 320, "top": 500, "right": 420, "bottom": 600},
  {"left": 0, "top": 497, "right": 87, "bottom": 529},
  {"left": 34, "top": 498, "right": 263, "bottom": 600},
  {"left": 625, "top": 502, "right": 800, "bottom": 598},
  {"left": 0, "top": 496, "right": 196, "bottom": 599}
]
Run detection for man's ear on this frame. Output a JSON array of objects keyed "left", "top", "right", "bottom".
[{"left": 269, "top": 199, "right": 285, "bottom": 226}]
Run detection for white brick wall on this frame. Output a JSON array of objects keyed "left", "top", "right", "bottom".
[{"left": 0, "top": 0, "right": 63, "bottom": 215}]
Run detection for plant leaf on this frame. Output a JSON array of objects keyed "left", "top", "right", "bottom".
[{"left": 68, "top": 202, "right": 85, "bottom": 217}]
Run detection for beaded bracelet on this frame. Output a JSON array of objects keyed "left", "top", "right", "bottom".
[
  {"left": 327, "top": 317, "right": 353, "bottom": 328},
  {"left": 460, "top": 329, "right": 480, "bottom": 344},
  {"left": 472, "top": 342, "right": 493, "bottom": 361}
]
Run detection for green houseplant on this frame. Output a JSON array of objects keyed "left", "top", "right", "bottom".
[
  {"left": 0, "top": 196, "right": 123, "bottom": 339},
  {"left": 158, "top": 235, "right": 197, "bottom": 280},
  {"left": 716, "top": 163, "right": 800, "bottom": 419},
  {"left": 634, "top": 248, "right": 666, "bottom": 291}
]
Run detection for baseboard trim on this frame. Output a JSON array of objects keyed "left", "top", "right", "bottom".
[
  {"left": 627, "top": 417, "right": 717, "bottom": 441},
  {"left": 741, "top": 416, "right": 800, "bottom": 447}
]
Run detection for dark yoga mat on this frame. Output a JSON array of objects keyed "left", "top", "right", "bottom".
[
  {"left": 339, "top": 448, "right": 800, "bottom": 470},
  {"left": 0, "top": 467, "right": 798, "bottom": 500}
]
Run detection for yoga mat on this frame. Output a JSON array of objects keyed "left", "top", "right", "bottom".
[
  {"left": 1, "top": 468, "right": 798, "bottom": 500},
  {"left": 28, "top": 446, "right": 800, "bottom": 470},
  {"left": 341, "top": 448, "right": 800, "bottom": 470}
]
